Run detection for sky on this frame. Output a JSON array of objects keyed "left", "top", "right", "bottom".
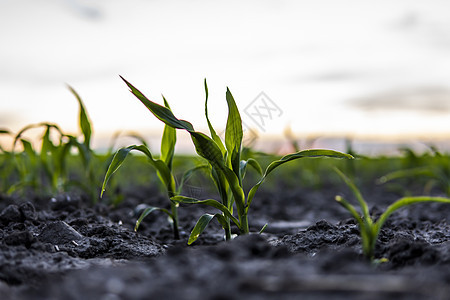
[{"left": 2, "top": 0, "right": 450, "bottom": 153}]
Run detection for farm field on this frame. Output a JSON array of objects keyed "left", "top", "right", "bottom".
[{"left": 1, "top": 83, "right": 450, "bottom": 299}]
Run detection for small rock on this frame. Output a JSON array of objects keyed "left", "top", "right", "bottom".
[
  {"left": 19, "top": 202, "right": 37, "bottom": 221},
  {"left": 0, "top": 204, "right": 23, "bottom": 225},
  {"left": 39, "top": 221, "right": 84, "bottom": 245},
  {"left": 4, "top": 230, "right": 35, "bottom": 248},
  {"left": 307, "top": 220, "right": 337, "bottom": 232}
]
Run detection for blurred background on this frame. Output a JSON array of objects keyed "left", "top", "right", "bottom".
[{"left": 2, "top": 0, "right": 450, "bottom": 155}]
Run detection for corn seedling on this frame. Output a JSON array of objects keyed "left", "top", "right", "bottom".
[
  {"left": 10, "top": 122, "right": 65, "bottom": 195},
  {"left": 66, "top": 85, "right": 98, "bottom": 200},
  {"left": 334, "top": 167, "right": 450, "bottom": 261},
  {"left": 378, "top": 149, "right": 450, "bottom": 196},
  {"left": 100, "top": 98, "right": 208, "bottom": 239},
  {"left": 101, "top": 131, "right": 151, "bottom": 206},
  {"left": 0, "top": 129, "right": 18, "bottom": 193},
  {"left": 121, "top": 76, "right": 353, "bottom": 244},
  {"left": 7, "top": 86, "right": 97, "bottom": 199}
]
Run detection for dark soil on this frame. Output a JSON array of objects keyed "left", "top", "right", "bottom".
[{"left": 1, "top": 181, "right": 450, "bottom": 300}]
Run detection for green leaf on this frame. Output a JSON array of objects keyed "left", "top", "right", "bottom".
[
  {"left": 121, "top": 76, "right": 194, "bottom": 131},
  {"left": 68, "top": 85, "right": 92, "bottom": 148},
  {"left": 188, "top": 214, "right": 214, "bottom": 245},
  {"left": 101, "top": 145, "right": 175, "bottom": 198},
  {"left": 187, "top": 133, "right": 245, "bottom": 213},
  {"left": 335, "top": 195, "right": 365, "bottom": 228},
  {"left": 246, "top": 158, "right": 263, "bottom": 176},
  {"left": 66, "top": 136, "right": 90, "bottom": 167},
  {"left": 264, "top": 149, "right": 353, "bottom": 176},
  {"left": 240, "top": 158, "right": 263, "bottom": 178},
  {"left": 224, "top": 88, "right": 243, "bottom": 178},
  {"left": 377, "top": 167, "right": 434, "bottom": 184},
  {"left": 160, "top": 97, "right": 176, "bottom": 170},
  {"left": 204, "top": 79, "right": 226, "bottom": 155},
  {"left": 259, "top": 223, "right": 268, "bottom": 234},
  {"left": 210, "top": 165, "right": 231, "bottom": 209},
  {"left": 189, "top": 131, "right": 226, "bottom": 168},
  {"left": 376, "top": 196, "right": 450, "bottom": 233},
  {"left": 334, "top": 167, "right": 370, "bottom": 222},
  {"left": 135, "top": 206, "right": 172, "bottom": 231},
  {"left": 20, "top": 139, "right": 35, "bottom": 158},
  {"left": 101, "top": 147, "right": 130, "bottom": 198},
  {"left": 335, "top": 195, "right": 373, "bottom": 257},
  {"left": 188, "top": 213, "right": 228, "bottom": 245},
  {"left": 13, "top": 122, "right": 61, "bottom": 151},
  {"left": 171, "top": 195, "right": 240, "bottom": 226},
  {"left": 188, "top": 132, "right": 246, "bottom": 213},
  {"left": 247, "top": 149, "right": 353, "bottom": 209}
]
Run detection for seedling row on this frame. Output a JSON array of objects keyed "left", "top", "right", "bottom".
[{"left": 2, "top": 78, "right": 450, "bottom": 262}]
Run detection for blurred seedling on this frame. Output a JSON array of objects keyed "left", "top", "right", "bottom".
[
  {"left": 378, "top": 147, "right": 450, "bottom": 196},
  {"left": 334, "top": 167, "right": 450, "bottom": 262},
  {"left": 0, "top": 129, "right": 17, "bottom": 193},
  {"left": 7, "top": 86, "right": 97, "bottom": 200}
]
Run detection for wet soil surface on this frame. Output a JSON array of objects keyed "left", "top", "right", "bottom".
[{"left": 1, "top": 183, "right": 450, "bottom": 299}]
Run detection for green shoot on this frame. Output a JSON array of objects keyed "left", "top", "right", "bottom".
[
  {"left": 5, "top": 87, "right": 98, "bottom": 200},
  {"left": 334, "top": 167, "right": 450, "bottom": 261},
  {"left": 100, "top": 143, "right": 182, "bottom": 238},
  {"left": 100, "top": 99, "right": 205, "bottom": 239},
  {"left": 121, "top": 76, "right": 353, "bottom": 244}
]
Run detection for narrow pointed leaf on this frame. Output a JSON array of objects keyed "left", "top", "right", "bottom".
[
  {"left": 20, "top": 139, "right": 35, "bottom": 158},
  {"left": 171, "top": 195, "right": 240, "bottom": 226},
  {"left": 188, "top": 214, "right": 214, "bottom": 245},
  {"left": 135, "top": 206, "right": 172, "bottom": 231},
  {"left": 188, "top": 213, "right": 228, "bottom": 245},
  {"left": 204, "top": 79, "right": 226, "bottom": 155},
  {"left": 189, "top": 132, "right": 225, "bottom": 168},
  {"left": 210, "top": 165, "right": 230, "bottom": 209},
  {"left": 376, "top": 196, "right": 450, "bottom": 233},
  {"left": 160, "top": 97, "right": 176, "bottom": 169},
  {"left": 224, "top": 88, "right": 243, "bottom": 178},
  {"left": 101, "top": 147, "right": 132, "bottom": 197},
  {"left": 101, "top": 145, "right": 175, "bottom": 198},
  {"left": 68, "top": 85, "right": 92, "bottom": 148},
  {"left": 336, "top": 194, "right": 374, "bottom": 258},
  {"left": 377, "top": 167, "right": 434, "bottom": 184},
  {"left": 334, "top": 167, "right": 370, "bottom": 221},
  {"left": 335, "top": 195, "right": 365, "bottom": 228},
  {"left": 240, "top": 158, "right": 263, "bottom": 178},
  {"left": 188, "top": 131, "right": 245, "bottom": 212},
  {"left": 259, "top": 223, "right": 268, "bottom": 234},
  {"left": 247, "top": 149, "right": 353, "bottom": 209},
  {"left": 121, "top": 76, "right": 194, "bottom": 131}
]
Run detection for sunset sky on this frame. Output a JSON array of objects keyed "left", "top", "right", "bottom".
[{"left": 2, "top": 0, "right": 450, "bottom": 153}]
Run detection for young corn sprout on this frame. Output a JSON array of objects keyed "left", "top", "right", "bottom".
[
  {"left": 120, "top": 76, "right": 353, "bottom": 244},
  {"left": 334, "top": 167, "right": 450, "bottom": 261},
  {"left": 378, "top": 149, "right": 450, "bottom": 196},
  {"left": 100, "top": 98, "right": 208, "bottom": 239},
  {"left": 0, "top": 129, "right": 17, "bottom": 193},
  {"left": 8, "top": 86, "right": 95, "bottom": 198}
]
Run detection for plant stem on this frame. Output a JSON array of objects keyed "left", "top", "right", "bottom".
[
  {"left": 240, "top": 213, "right": 249, "bottom": 235},
  {"left": 170, "top": 201, "right": 180, "bottom": 240},
  {"left": 224, "top": 218, "right": 232, "bottom": 240}
]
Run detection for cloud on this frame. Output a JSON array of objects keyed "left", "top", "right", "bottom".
[{"left": 347, "top": 86, "right": 450, "bottom": 113}]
